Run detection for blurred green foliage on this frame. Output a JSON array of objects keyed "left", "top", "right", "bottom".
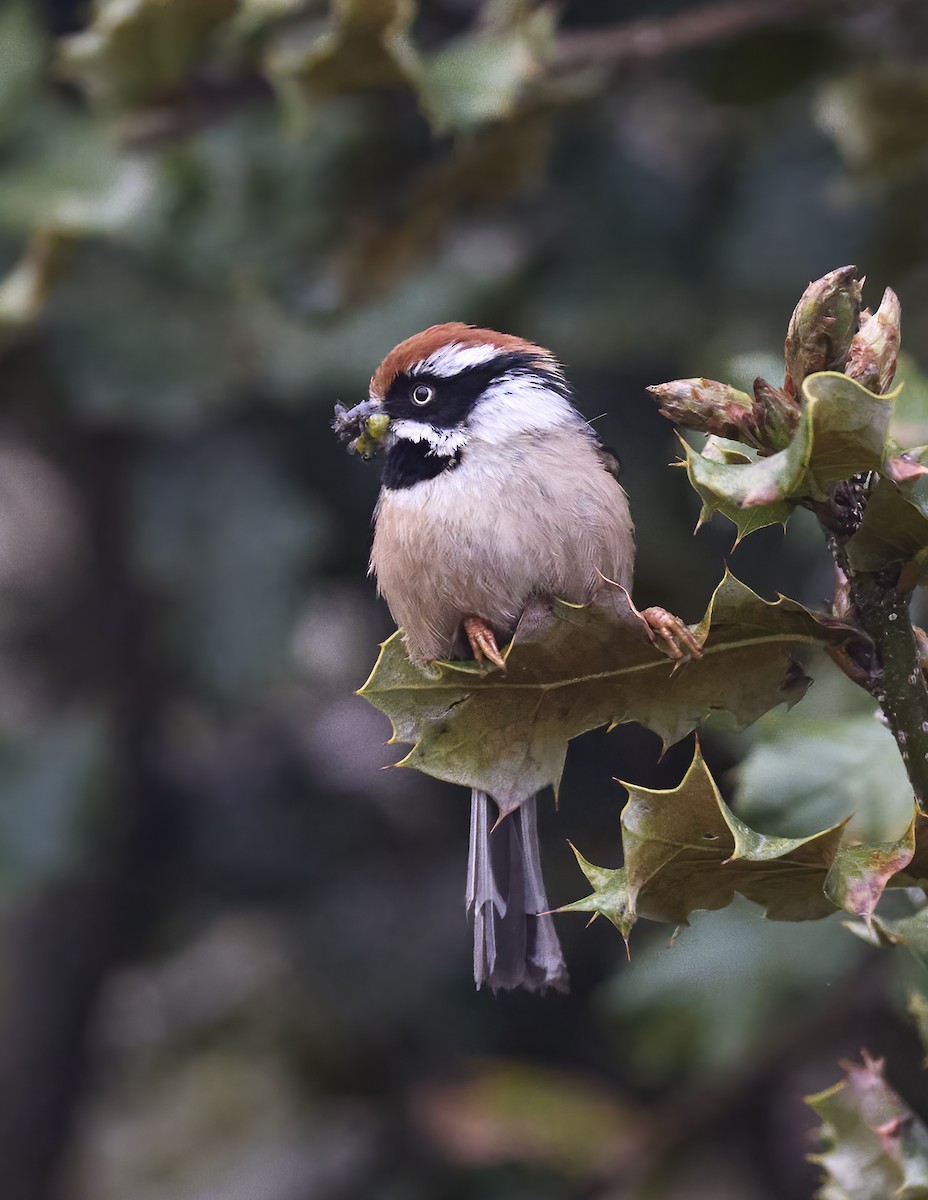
[{"left": 3, "top": 1, "right": 928, "bottom": 1199}]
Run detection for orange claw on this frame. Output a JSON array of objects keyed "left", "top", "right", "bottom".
[
  {"left": 640, "top": 606, "right": 703, "bottom": 661},
  {"left": 463, "top": 615, "right": 508, "bottom": 673}
]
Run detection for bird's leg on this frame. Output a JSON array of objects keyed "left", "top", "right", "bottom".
[
  {"left": 463, "top": 616, "right": 508, "bottom": 673},
  {"left": 640, "top": 606, "right": 703, "bottom": 661}
]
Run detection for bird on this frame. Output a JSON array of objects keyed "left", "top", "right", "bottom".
[{"left": 334, "top": 322, "right": 699, "bottom": 993}]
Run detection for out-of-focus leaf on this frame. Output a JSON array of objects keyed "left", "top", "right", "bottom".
[
  {"left": 337, "top": 109, "right": 551, "bottom": 299},
  {"left": 0, "top": 3, "right": 43, "bottom": 132},
  {"left": 867, "top": 908, "right": 928, "bottom": 973},
  {"left": 807, "top": 1053, "right": 928, "bottom": 1200},
  {"left": 909, "top": 992, "right": 928, "bottom": 1067},
  {"left": 58, "top": 0, "right": 238, "bottom": 109},
  {"left": 238, "top": 0, "right": 320, "bottom": 23},
  {"left": 816, "top": 65, "right": 928, "bottom": 178},
  {"left": 0, "top": 233, "right": 70, "bottom": 335},
  {"left": 604, "top": 898, "right": 862, "bottom": 1082},
  {"left": 890, "top": 355, "right": 928, "bottom": 448},
  {"left": 360, "top": 572, "right": 855, "bottom": 814},
  {"left": 416, "top": 10, "right": 554, "bottom": 133},
  {"left": 412, "top": 1059, "right": 640, "bottom": 1178},
  {"left": 263, "top": 0, "right": 418, "bottom": 101},
  {"left": 683, "top": 372, "right": 894, "bottom": 540},
  {"left": 0, "top": 116, "right": 159, "bottom": 236},
  {"left": 734, "top": 712, "right": 915, "bottom": 843}
]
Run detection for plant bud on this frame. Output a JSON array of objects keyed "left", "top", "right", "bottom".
[
  {"left": 845, "top": 287, "right": 901, "bottom": 394},
  {"left": 752, "top": 377, "right": 799, "bottom": 451},
  {"left": 646, "top": 379, "right": 766, "bottom": 450},
  {"left": 784, "top": 265, "right": 862, "bottom": 398}
]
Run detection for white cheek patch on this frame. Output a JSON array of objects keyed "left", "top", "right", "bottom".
[
  {"left": 389, "top": 419, "right": 468, "bottom": 455},
  {"left": 466, "top": 373, "right": 582, "bottom": 444},
  {"left": 411, "top": 342, "right": 498, "bottom": 378}
]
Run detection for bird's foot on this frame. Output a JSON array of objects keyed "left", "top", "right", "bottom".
[
  {"left": 463, "top": 616, "right": 508, "bottom": 674},
  {"left": 640, "top": 606, "right": 703, "bottom": 661}
]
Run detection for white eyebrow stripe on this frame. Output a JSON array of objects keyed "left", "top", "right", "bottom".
[{"left": 410, "top": 343, "right": 500, "bottom": 377}]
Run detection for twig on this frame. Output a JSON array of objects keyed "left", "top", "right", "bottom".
[
  {"left": 551, "top": 0, "right": 873, "bottom": 73},
  {"left": 820, "top": 484, "right": 928, "bottom": 810}
]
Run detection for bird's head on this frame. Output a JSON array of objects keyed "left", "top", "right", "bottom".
[{"left": 333, "top": 324, "right": 584, "bottom": 476}]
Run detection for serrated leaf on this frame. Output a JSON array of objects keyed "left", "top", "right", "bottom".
[
  {"left": 807, "top": 1053, "right": 928, "bottom": 1200},
  {"left": 684, "top": 435, "right": 792, "bottom": 541},
  {"left": 556, "top": 846, "right": 634, "bottom": 940},
  {"left": 566, "top": 748, "right": 915, "bottom": 940},
  {"left": 825, "top": 816, "right": 916, "bottom": 926},
  {"left": 58, "top": 0, "right": 238, "bottom": 109},
  {"left": 897, "top": 815, "right": 928, "bottom": 889},
  {"left": 620, "top": 745, "right": 846, "bottom": 927},
  {"left": 359, "top": 572, "right": 854, "bottom": 814},
  {"left": 684, "top": 372, "right": 894, "bottom": 540},
  {"left": 846, "top": 472, "right": 928, "bottom": 577}
]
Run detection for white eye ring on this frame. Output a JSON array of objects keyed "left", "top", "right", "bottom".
[{"left": 412, "top": 384, "right": 433, "bottom": 406}]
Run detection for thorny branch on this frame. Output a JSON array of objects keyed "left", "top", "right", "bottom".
[{"left": 820, "top": 482, "right": 928, "bottom": 810}]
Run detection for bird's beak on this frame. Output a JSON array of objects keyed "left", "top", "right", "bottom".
[{"left": 332, "top": 398, "right": 391, "bottom": 460}]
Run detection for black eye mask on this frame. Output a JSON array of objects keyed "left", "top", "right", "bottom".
[{"left": 383, "top": 351, "right": 573, "bottom": 429}]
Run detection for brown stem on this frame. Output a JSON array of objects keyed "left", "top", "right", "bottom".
[{"left": 551, "top": 0, "right": 874, "bottom": 73}]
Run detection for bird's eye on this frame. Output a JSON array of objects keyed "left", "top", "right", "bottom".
[{"left": 412, "top": 384, "right": 433, "bottom": 406}]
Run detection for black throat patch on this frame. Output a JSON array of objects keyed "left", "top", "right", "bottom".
[{"left": 381, "top": 439, "right": 463, "bottom": 490}]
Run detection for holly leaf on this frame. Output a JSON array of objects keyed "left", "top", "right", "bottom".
[
  {"left": 684, "top": 372, "right": 894, "bottom": 540},
  {"left": 263, "top": 0, "right": 418, "bottom": 102},
  {"left": 846, "top": 470, "right": 928, "bottom": 578},
  {"left": 687, "top": 436, "right": 793, "bottom": 543},
  {"left": 620, "top": 745, "right": 846, "bottom": 927},
  {"left": 416, "top": 9, "right": 554, "bottom": 133},
  {"left": 896, "top": 815, "right": 928, "bottom": 890},
  {"left": 563, "top": 748, "right": 915, "bottom": 939},
  {"left": 807, "top": 1053, "right": 928, "bottom": 1200},
  {"left": 360, "top": 572, "right": 855, "bottom": 815},
  {"left": 58, "top": 0, "right": 238, "bottom": 109},
  {"left": 556, "top": 847, "right": 634, "bottom": 942},
  {"left": 825, "top": 816, "right": 916, "bottom": 927}
]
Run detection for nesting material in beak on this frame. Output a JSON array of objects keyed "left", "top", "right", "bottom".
[{"left": 332, "top": 400, "right": 391, "bottom": 460}]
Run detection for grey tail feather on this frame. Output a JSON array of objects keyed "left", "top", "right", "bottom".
[{"left": 465, "top": 789, "right": 569, "bottom": 993}]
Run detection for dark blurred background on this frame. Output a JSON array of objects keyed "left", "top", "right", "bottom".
[{"left": 1, "top": 1, "right": 928, "bottom": 1197}]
